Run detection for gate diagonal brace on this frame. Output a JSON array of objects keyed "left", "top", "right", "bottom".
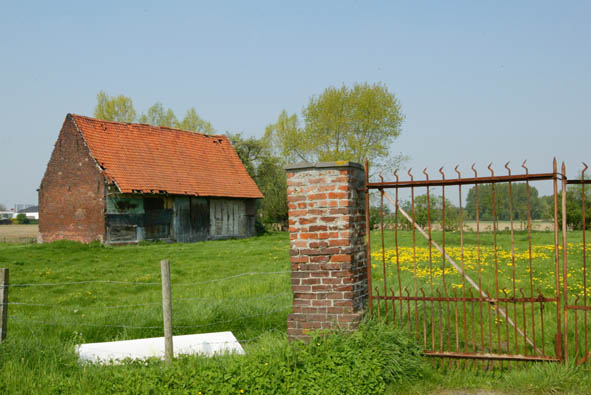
[{"left": 382, "top": 190, "right": 543, "bottom": 357}]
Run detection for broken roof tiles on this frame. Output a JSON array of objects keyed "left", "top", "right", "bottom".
[{"left": 70, "top": 114, "right": 263, "bottom": 199}]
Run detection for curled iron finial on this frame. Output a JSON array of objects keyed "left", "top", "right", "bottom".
[
  {"left": 439, "top": 166, "right": 445, "bottom": 180},
  {"left": 407, "top": 168, "right": 414, "bottom": 181},
  {"left": 378, "top": 172, "right": 384, "bottom": 183},
  {"left": 487, "top": 163, "right": 494, "bottom": 177},
  {"left": 394, "top": 169, "right": 399, "bottom": 183},
  {"left": 423, "top": 167, "right": 429, "bottom": 180},
  {"left": 521, "top": 160, "right": 528, "bottom": 175},
  {"left": 454, "top": 165, "right": 461, "bottom": 179},
  {"left": 505, "top": 161, "right": 511, "bottom": 176},
  {"left": 471, "top": 163, "right": 477, "bottom": 177},
  {"left": 583, "top": 162, "right": 589, "bottom": 177},
  {"left": 519, "top": 288, "right": 525, "bottom": 298}
]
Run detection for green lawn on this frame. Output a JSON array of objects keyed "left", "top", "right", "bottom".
[
  {"left": 0, "top": 231, "right": 590, "bottom": 394},
  {"left": 373, "top": 229, "right": 591, "bottom": 394},
  {"left": 370, "top": 229, "right": 591, "bottom": 359},
  {"left": 0, "top": 235, "right": 294, "bottom": 393},
  {"left": 0, "top": 234, "right": 292, "bottom": 344}
]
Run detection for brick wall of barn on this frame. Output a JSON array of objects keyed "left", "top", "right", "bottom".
[{"left": 39, "top": 115, "right": 106, "bottom": 243}]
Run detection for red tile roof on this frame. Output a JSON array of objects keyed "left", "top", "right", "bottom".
[{"left": 70, "top": 114, "right": 263, "bottom": 199}]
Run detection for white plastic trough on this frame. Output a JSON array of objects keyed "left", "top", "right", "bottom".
[{"left": 76, "top": 331, "right": 244, "bottom": 364}]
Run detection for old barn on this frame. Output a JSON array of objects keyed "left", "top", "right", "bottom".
[{"left": 39, "top": 114, "right": 263, "bottom": 244}]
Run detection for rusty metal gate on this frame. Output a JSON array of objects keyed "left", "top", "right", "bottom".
[{"left": 365, "top": 158, "right": 591, "bottom": 366}]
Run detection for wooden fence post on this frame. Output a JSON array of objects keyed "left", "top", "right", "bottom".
[
  {"left": 160, "top": 260, "right": 173, "bottom": 363},
  {"left": 0, "top": 268, "right": 8, "bottom": 343}
]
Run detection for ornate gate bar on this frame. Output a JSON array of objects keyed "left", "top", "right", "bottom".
[
  {"left": 367, "top": 173, "right": 556, "bottom": 189},
  {"left": 564, "top": 164, "right": 591, "bottom": 365},
  {"left": 365, "top": 158, "right": 574, "bottom": 366}
]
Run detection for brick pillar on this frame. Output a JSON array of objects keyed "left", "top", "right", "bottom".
[{"left": 286, "top": 162, "right": 368, "bottom": 341}]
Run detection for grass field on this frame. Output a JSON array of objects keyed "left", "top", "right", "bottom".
[
  {"left": 0, "top": 235, "right": 291, "bottom": 341},
  {"left": 0, "top": 234, "right": 296, "bottom": 393},
  {"left": 0, "top": 224, "right": 38, "bottom": 243},
  {"left": 369, "top": 229, "right": 590, "bottom": 357},
  {"left": 371, "top": 228, "right": 591, "bottom": 393},
  {"left": 0, "top": 231, "right": 590, "bottom": 393}
]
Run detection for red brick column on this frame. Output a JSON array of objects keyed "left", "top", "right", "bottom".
[{"left": 286, "top": 162, "right": 368, "bottom": 341}]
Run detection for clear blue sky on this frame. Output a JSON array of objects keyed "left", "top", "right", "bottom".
[{"left": 1, "top": 1, "right": 589, "bottom": 208}]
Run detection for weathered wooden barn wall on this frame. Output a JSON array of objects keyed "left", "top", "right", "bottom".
[
  {"left": 105, "top": 195, "right": 143, "bottom": 243},
  {"left": 173, "top": 197, "right": 209, "bottom": 242},
  {"left": 143, "top": 197, "right": 174, "bottom": 240},
  {"left": 106, "top": 194, "right": 174, "bottom": 244},
  {"left": 190, "top": 197, "right": 210, "bottom": 240},
  {"left": 105, "top": 194, "right": 256, "bottom": 244},
  {"left": 209, "top": 198, "right": 257, "bottom": 239}
]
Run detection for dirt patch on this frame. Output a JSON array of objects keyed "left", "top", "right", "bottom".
[
  {"left": 461, "top": 221, "right": 553, "bottom": 232},
  {"left": 375, "top": 221, "right": 554, "bottom": 232},
  {"left": 0, "top": 224, "right": 39, "bottom": 243}
]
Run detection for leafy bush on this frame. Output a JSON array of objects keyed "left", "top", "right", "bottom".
[
  {"left": 15, "top": 213, "right": 30, "bottom": 224},
  {"left": 1, "top": 323, "right": 425, "bottom": 394},
  {"left": 80, "top": 323, "right": 423, "bottom": 394}
]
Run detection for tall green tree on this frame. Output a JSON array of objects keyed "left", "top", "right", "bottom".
[
  {"left": 229, "top": 133, "right": 269, "bottom": 178},
  {"left": 180, "top": 108, "right": 215, "bottom": 134},
  {"left": 464, "top": 183, "right": 542, "bottom": 221},
  {"left": 401, "top": 193, "right": 459, "bottom": 231},
  {"left": 539, "top": 194, "right": 554, "bottom": 220},
  {"left": 228, "top": 133, "right": 288, "bottom": 225},
  {"left": 256, "top": 156, "right": 288, "bottom": 225},
  {"left": 138, "top": 103, "right": 179, "bottom": 128},
  {"left": 138, "top": 104, "right": 215, "bottom": 133},
  {"left": 264, "top": 110, "right": 304, "bottom": 162},
  {"left": 94, "top": 91, "right": 215, "bottom": 134},
  {"left": 557, "top": 189, "right": 591, "bottom": 230},
  {"left": 94, "top": 91, "right": 136, "bottom": 122},
  {"left": 556, "top": 171, "right": 591, "bottom": 230},
  {"left": 265, "top": 82, "right": 405, "bottom": 169}
]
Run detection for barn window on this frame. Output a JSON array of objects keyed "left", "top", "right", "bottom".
[{"left": 144, "top": 198, "right": 164, "bottom": 211}]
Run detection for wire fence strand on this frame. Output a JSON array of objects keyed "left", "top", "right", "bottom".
[
  {"left": 7, "top": 291, "right": 292, "bottom": 311},
  {"left": 8, "top": 305, "right": 292, "bottom": 331},
  {"left": 7, "top": 270, "right": 290, "bottom": 288},
  {"left": 2, "top": 267, "right": 293, "bottom": 359}
]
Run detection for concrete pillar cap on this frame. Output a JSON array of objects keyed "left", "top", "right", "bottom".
[{"left": 284, "top": 161, "right": 363, "bottom": 171}]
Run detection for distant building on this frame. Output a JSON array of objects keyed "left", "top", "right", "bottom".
[
  {"left": 17, "top": 206, "right": 39, "bottom": 220},
  {"left": 0, "top": 211, "right": 13, "bottom": 223},
  {"left": 0, "top": 206, "right": 38, "bottom": 221},
  {"left": 14, "top": 203, "right": 35, "bottom": 213},
  {"left": 39, "top": 114, "right": 263, "bottom": 244}
]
